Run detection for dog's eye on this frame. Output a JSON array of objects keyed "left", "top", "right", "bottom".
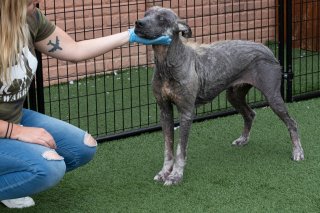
[{"left": 159, "top": 17, "right": 164, "bottom": 21}]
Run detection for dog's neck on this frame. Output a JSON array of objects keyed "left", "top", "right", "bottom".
[
  {"left": 152, "top": 36, "right": 189, "bottom": 80},
  {"left": 152, "top": 36, "right": 186, "bottom": 64},
  {"left": 152, "top": 45, "right": 170, "bottom": 62}
]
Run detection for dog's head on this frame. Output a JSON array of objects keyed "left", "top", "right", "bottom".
[{"left": 134, "top": 6, "right": 192, "bottom": 40}]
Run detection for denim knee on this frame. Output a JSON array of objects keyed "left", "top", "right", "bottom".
[
  {"left": 77, "top": 145, "right": 97, "bottom": 171},
  {"left": 64, "top": 138, "right": 97, "bottom": 172}
]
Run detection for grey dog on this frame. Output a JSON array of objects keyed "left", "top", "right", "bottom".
[{"left": 134, "top": 6, "right": 304, "bottom": 186}]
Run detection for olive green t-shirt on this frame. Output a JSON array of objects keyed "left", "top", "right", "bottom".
[{"left": 0, "top": 8, "right": 56, "bottom": 124}]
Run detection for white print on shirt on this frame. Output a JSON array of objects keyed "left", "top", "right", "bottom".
[{"left": 0, "top": 47, "right": 38, "bottom": 102}]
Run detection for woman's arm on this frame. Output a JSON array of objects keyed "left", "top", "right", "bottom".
[
  {"left": 0, "top": 120, "right": 56, "bottom": 148},
  {"left": 34, "top": 26, "right": 131, "bottom": 63}
]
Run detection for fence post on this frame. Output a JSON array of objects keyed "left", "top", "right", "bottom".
[
  {"left": 278, "top": 0, "right": 285, "bottom": 100},
  {"left": 36, "top": 49, "right": 45, "bottom": 114},
  {"left": 285, "top": 0, "right": 293, "bottom": 102},
  {"left": 36, "top": 3, "right": 45, "bottom": 114},
  {"left": 26, "top": 3, "right": 45, "bottom": 113},
  {"left": 28, "top": 79, "right": 37, "bottom": 111}
]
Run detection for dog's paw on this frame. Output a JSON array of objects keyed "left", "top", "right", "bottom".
[
  {"left": 154, "top": 170, "right": 171, "bottom": 182},
  {"left": 292, "top": 147, "right": 304, "bottom": 161},
  {"left": 232, "top": 136, "right": 249, "bottom": 146},
  {"left": 163, "top": 174, "right": 183, "bottom": 186}
]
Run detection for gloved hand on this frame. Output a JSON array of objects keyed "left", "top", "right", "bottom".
[{"left": 128, "top": 28, "right": 171, "bottom": 45}]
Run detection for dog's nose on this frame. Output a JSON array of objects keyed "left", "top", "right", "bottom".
[{"left": 135, "top": 20, "right": 145, "bottom": 28}]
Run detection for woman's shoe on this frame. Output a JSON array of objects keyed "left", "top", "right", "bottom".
[{"left": 1, "top": 196, "right": 35, "bottom": 208}]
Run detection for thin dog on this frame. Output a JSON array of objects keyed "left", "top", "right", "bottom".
[{"left": 134, "top": 6, "right": 304, "bottom": 186}]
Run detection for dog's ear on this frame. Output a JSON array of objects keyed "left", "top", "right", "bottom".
[{"left": 177, "top": 19, "right": 192, "bottom": 38}]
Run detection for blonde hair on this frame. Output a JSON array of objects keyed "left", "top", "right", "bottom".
[{"left": 0, "top": 0, "right": 29, "bottom": 84}]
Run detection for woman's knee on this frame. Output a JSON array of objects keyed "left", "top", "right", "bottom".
[
  {"left": 84, "top": 133, "right": 97, "bottom": 147},
  {"left": 66, "top": 133, "right": 97, "bottom": 172},
  {"left": 80, "top": 133, "right": 97, "bottom": 164}
]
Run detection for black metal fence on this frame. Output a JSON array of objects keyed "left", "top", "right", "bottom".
[
  {"left": 290, "top": 0, "right": 320, "bottom": 102},
  {"left": 26, "top": 0, "right": 320, "bottom": 142}
]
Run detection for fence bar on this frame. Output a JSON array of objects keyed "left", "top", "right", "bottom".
[
  {"left": 286, "top": 0, "right": 293, "bottom": 102},
  {"left": 278, "top": 0, "right": 285, "bottom": 100},
  {"left": 292, "top": 91, "right": 320, "bottom": 102},
  {"left": 96, "top": 102, "right": 268, "bottom": 142}
]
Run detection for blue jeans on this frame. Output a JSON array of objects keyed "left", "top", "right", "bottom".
[{"left": 0, "top": 109, "right": 97, "bottom": 200}]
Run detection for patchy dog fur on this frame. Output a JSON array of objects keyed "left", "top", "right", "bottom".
[{"left": 134, "top": 6, "right": 304, "bottom": 186}]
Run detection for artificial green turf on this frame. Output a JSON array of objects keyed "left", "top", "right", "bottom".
[{"left": 3, "top": 97, "right": 320, "bottom": 212}]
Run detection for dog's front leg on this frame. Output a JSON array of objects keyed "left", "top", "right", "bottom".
[
  {"left": 164, "top": 107, "right": 194, "bottom": 186},
  {"left": 154, "top": 102, "right": 175, "bottom": 182}
]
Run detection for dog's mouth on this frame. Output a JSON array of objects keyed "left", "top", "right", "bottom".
[
  {"left": 134, "top": 28, "right": 162, "bottom": 40},
  {"left": 135, "top": 32, "right": 159, "bottom": 40}
]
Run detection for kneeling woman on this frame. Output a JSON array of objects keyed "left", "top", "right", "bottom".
[{"left": 0, "top": 0, "right": 171, "bottom": 208}]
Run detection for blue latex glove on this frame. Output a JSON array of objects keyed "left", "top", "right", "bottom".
[{"left": 128, "top": 28, "right": 171, "bottom": 45}]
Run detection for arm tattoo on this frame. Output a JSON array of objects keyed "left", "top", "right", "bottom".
[{"left": 47, "top": 36, "right": 63, "bottom": 53}]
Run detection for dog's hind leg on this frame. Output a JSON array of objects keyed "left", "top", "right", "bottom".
[
  {"left": 226, "top": 84, "right": 256, "bottom": 146},
  {"left": 264, "top": 94, "right": 304, "bottom": 161},
  {"left": 154, "top": 102, "right": 175, "bottom": 182},
  {"left": 253, "top": 62, "right": 304, "bottom": 161}
]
